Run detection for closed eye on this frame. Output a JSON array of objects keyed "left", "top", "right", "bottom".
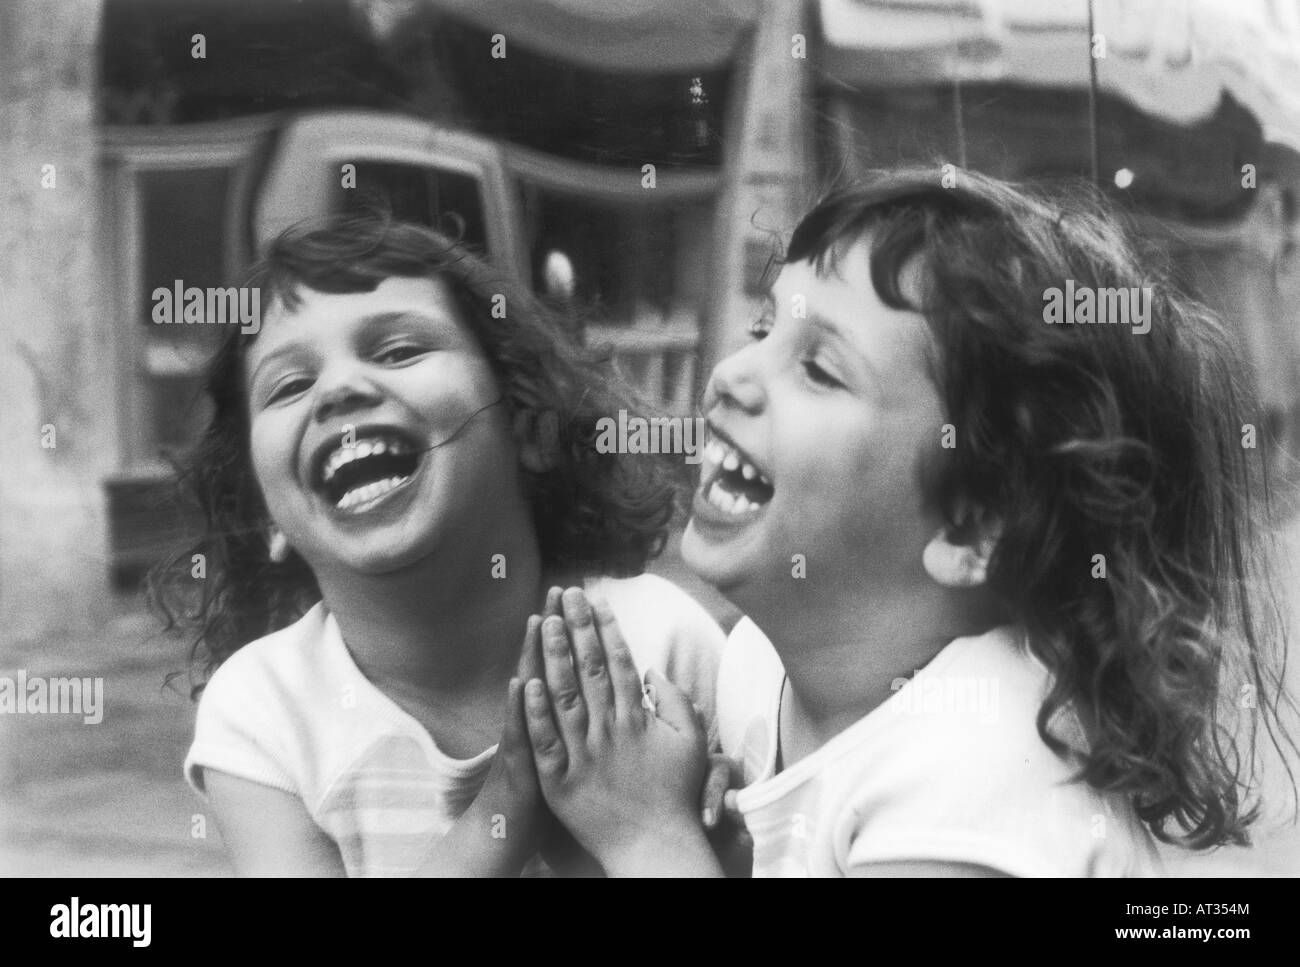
[
  {"left": 266, "top": 376, "right": 313, "bottom": 404},
  {"left": 803, "top": 359, "right": 843, "bottom": 389},
  {"left": 374, "top": 343, "right": 429, "bottom": 365}
]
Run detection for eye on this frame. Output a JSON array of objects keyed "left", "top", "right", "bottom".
[
  {"left": 748, "top": 314, "right": 773, "bottom": 340},
  {"left": 374, "top": 342, "right": 427, "bottom": 364},
  {"left": 802, "top": 359, "right": 843, "bottom": 389},
  {"left": 266, "top": 376, "right": 313, "bottom": 404}
]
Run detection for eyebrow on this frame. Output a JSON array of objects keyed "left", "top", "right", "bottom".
[{"left": 246, "top": 309, "right": 454, "bottom": 387}]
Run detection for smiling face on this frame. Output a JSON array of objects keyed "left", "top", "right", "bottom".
[
  {"left": 245, "top": 275, "right": 521, "bottom": 577},
  {"left": 681, "top": 236, "right": 948, "bottom": 615}
]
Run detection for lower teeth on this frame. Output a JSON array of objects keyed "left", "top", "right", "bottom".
[
  {"left": 706, "top": 481, "right": 762, "bottom": 515},
  {"left": 337, "top": 475, "right": 409, "bottom": 510}
]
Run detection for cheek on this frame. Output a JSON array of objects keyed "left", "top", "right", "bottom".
[
  {"left": 247, "top": 415, "right": 296, "bottom": 507},
  {"left": 408, "top": 359, "right": 500, "bottom": 428}
]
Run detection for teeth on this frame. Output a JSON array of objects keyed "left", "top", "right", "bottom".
[
  {"left": 321, "top": 434, "right": 410, "bottom": 483},
  {"left": 702, "top": 433, "right": 772, "bottom": 488},
  {"left": 336, "top": 475, "right": 408, "bottom": 511},
  {"left": 705, "top": 481, "right": 760, "bottom": 516},
  {"left": 707, "top": 482, "right": 734, "bottom": 513}
]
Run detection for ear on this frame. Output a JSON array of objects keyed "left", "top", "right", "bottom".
[
  {"left": 266, "top": 525, "right": 292, "bottom": 564},
  {"left": 921, "top": 510, "right": 1001, "bottom": 589},
  {"left": 268, "top": 526, "right": 291, "bottom": 564}
]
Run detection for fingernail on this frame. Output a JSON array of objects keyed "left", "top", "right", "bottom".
[{"left": 703, "top": 808, "right": 716, "bottom": 827}]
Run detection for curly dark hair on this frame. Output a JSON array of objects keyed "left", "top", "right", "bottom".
[
  {"left": 149, "top": 212, "right": 676, "bottom": 690},
  {"left": 785, "top": 166, "right": 1297, "bottom": 850}
]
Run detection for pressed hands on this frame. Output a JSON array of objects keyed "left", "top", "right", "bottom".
[
  {"left": 416, "top": 587, "right": 739, "bottom": 877},
  {"left": 522, "top": 588, "right": 725, "bottom": 877}
]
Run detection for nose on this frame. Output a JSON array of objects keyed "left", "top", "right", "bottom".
[
  {"left": 703, "top": 341, "right": 766, "bottom": 416},
  {"left": 311, "top": 359, "right": 383, "bottom": 424}
]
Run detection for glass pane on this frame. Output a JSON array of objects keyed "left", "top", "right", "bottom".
[
  {"left": 430, "top": 18, "right": 730, "bottom": 167},
  {"left": 329, "top": 162, "right": 487, "bottom": 253},
  {"left": 520, "top": 185, "right": 713, "bottom": 327},
  {"left": 139, "top": 166, "right": 231, "bottom": 338},
  {"left": 137, "top": 166, "right": 230, "bottom": 461}
]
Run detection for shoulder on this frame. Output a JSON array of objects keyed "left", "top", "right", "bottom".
[
  {"left": 585, "top": 572, "right": 725, "bottom": 726},
  {"left": 858, "top": 626, "right": 1086, "bottom": 796},
  {"left": 197, "top": 603, "right": 330, "bottom": 711},
  {"left": 586, "top": 572, "right": 725, "bottom": 661},
  {"left": 186, "top": 604, "right": 332, "bottom": 796},
  {"left": 839, "top": 626, "right": 1155, "bottom": 875},
  {"left": 889, "top": 626, "right": 1069, "bottom": 767}
]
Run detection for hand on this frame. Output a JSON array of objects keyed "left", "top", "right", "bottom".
[
  {"left": 715, "top": 787, "right": 755, "bottom": 878},
  {"left": 700, "top": 752, "right": 735, "bottom": 833},
  {"left": 698, "top": 753, "right": 753, "bottom": 877},
  {"left": 413, "top": 592, "right": 561, "bottom": 877},
  {"left": 522, "top": 587, "right": 722, "bottom": 877}
]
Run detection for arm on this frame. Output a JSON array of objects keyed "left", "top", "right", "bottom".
[
  {"left": 204, "top": 769, "right": 347, "bottom": 877},
  {"left": 522, "top": 587, "right": 723, "bottom": 878},
  {"left": 211, "top": 608, "right": 555, "bottom": 879},
  {"left": 206, "top": 740, "right": 543, "bottom": 879}
]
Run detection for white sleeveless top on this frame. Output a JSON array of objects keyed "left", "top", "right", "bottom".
[{"left": 717, "top": 618, "right": 1162, "bottom": 877}]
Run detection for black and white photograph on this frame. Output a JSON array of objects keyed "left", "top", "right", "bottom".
[{"left": 3, "top": 0, "right": 1300, "bottom": 905}]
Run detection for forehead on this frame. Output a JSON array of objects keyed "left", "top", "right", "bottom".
[
  {"left": 772, "top": 236, "right": 932, "bottom": 359},
  {"left": 249, "top": 275, "right": 468, "bottom": 359}
]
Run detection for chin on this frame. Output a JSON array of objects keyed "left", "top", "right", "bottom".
[
  {"left": 326, "top": 527, "right": 442, "bottom": 575},
  {"left": 681, "top": 520, "right": 756, "bottom": 598}
]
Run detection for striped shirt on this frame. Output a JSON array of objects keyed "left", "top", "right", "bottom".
[{"left": 184, "top": 574, "right": 724, "bottom": 876}]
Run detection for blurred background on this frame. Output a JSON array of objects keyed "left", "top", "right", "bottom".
[{"left": 2, "top": 0, "right": 1300, "bottom": 876}]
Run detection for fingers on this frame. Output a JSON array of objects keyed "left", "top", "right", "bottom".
[
  {"left": 541, "top": 615, "right": 588, "bottom": 751},
  {"left": 588, "top": 591, "right": 644, "bottom": 722},
  {"left": 500, "top": 677, "right": 526, "bottom": 756},
  {"left": 542, "top": 585, "right": 563, "bottom": 618},
  {"left": 517, "top": 588, "right": 562, "bottom": 683},
  {"left": 644, "top": 669, "right": 698, "bottom": 737},
  {"left": 499, "top": 678, "right": 540, "bottom": 786},
  {"left": 517, "top": 614, "right": 544, "bottom": 687},
  {"left": 700, "top": 754, "right": 732, "bottom": 830},
  {"left": 523, "top": 678, "right": 566, "bottom": 782},
  {"left": 560, "top": 587, "right": 614, "bottom": 729},
  {"left": 722, "top": 789, "right": 744, "bottom": 827}
]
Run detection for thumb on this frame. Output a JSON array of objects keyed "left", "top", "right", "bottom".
[{"left": 644, "top": 669, "right": 697, "bottom": 735}]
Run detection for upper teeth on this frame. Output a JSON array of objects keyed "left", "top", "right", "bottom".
[
  {"left": 320, "top": 435, "right": 410, "bottom": 483},
  {"left": 703, "top": 436, "right": 770, "bottom": 487}
]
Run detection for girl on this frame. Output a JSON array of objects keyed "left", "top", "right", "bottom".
[
  {"left": 520, "top": 167, "right": 1298, "bottom": 876},
  {"left": 152, "top": 211, "right": 725, "bottom": 876}
]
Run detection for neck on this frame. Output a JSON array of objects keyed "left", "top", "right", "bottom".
[
  {"left": 745, "top": 577, "right": 993, "bottom": 749},
  {"left": 314, "top": 528, "right": 544, "bottom": 700}
]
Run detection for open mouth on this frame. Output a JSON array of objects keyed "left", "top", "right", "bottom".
[
  {"left": 313, "top": 431, "right": 422, "bottom": 512},
  {"left": 698, "top": 427, "right": 774, "bottom": 515}
]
